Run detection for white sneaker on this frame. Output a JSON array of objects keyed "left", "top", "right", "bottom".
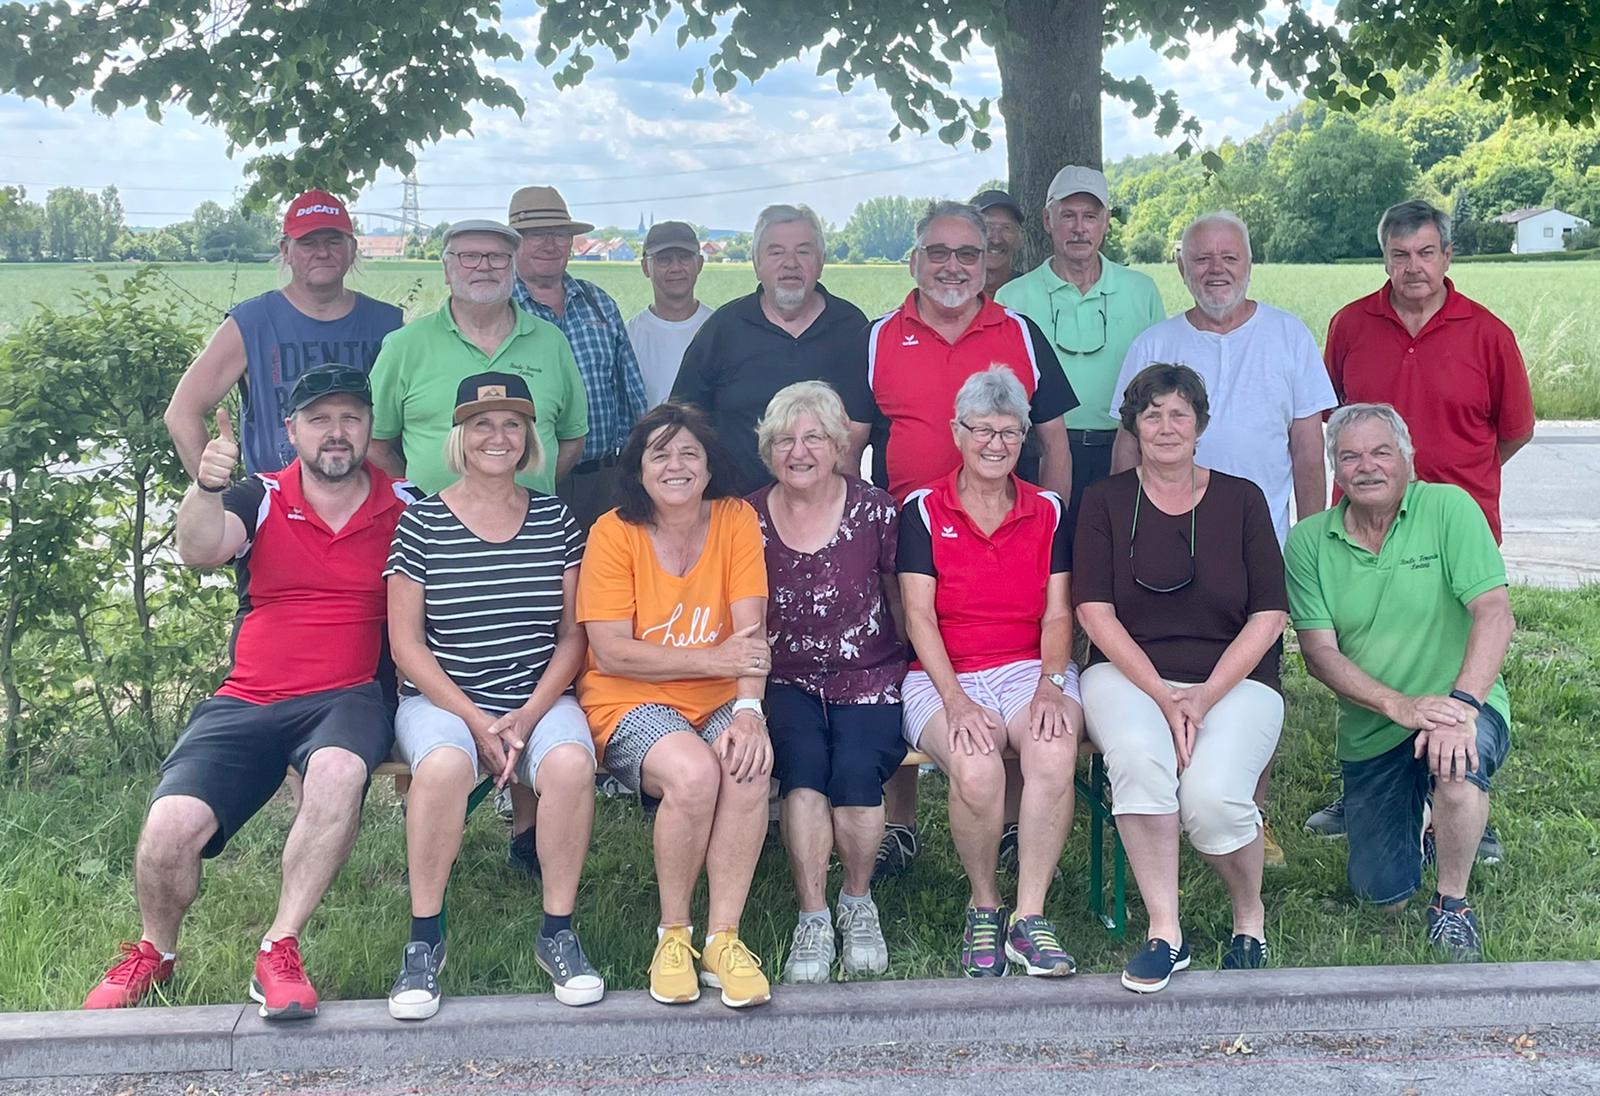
[
  {"left": 836, "top": 897, "right": 889, "bottom": 977},
  {"left": 781, "top": 917, "right": 835, "bottom": 985}
]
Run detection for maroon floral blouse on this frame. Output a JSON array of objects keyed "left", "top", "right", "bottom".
[{"left": 747, "top": 477, "right": 906, "bottom": 704}]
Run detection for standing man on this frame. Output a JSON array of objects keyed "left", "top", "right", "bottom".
[
  {"left": 997, "top": 165, "right": 1166, "bottom": 540},
  {"left": 84, "top": 366, "right": 414, "bottom": 1016},
  {"left": 626, "top": 220, "right": 713, "bottom": 409},
  {"left": 855, "top": 200, "right": 1077, "bottom": 882},
  {"left": 1286, "top": 404, "right": 1514, "bottom": 962},
  {"left": 166, "top": 189, "right": 404, "bottom": 478},
  {"left": 509, "top": 186, "right": 647, "bottom": 530},
  {"left": 1110, "top": 212, "right": 1334, "bottom": 545},
  {"left": 368, "top": 220, "right": 587, "bottom": 498},
  {"left": 971, "top": 189, "right": 1026, "bottom": 298},
  {"left": 672, "top": 203, "right": 872, "bottom": 494},
  {"left": 1309, "top": 200, "right": 1533, "bottom": 852}
]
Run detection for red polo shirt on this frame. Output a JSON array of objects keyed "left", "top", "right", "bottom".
[
  {"left": 217, "top": 460, "right": 416, "bottom": 705},
  {"left": 1324, "top": 279, "right": 1533, "bottom": 542},
  {"left": 897, "top": 470, "right": 1070, "bottom": 672},
  {"left": 862, "top": 292, "right": 1077, "bottom": 501}
]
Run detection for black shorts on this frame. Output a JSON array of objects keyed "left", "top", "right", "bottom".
[
  {"left": 153, "top": 682, "right": 394, "bottom": 858},
  {"left": 766, "top": 683, "right": 906, "bottom": 807}
]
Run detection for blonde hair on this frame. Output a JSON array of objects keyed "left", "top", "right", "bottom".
[
  {"left": 755, "top": 381, "right": 850, "bottom": 475},
  {"left": 443, "top": 413, "right": 542, "bottom": 477}
]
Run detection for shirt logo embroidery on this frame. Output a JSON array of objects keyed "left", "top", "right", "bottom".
[
  {"left": 940, "top": 524, "right": 957, "bottom": 539},
  {"left": 901, "top": 334, "right": 919, "bottom": 347},
  {"left": 286, "top": 507, "right": 307, "bottom": 522}
]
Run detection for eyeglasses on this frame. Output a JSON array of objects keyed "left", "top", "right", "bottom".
[
  {"left": 958, "top": 420, "right": 1027, "bottom": 447},
  {"left": 920, "top": 244, "right": 985, "bottom": 266},
  {"left": 519, "top": 229, "right": 575, "bottom": 244},
  {"left": 1129, "top": 468, "right": 1196, "bottom": 594},
  {"left": 293, "top": 367, "right": 369, "bottom": 397},
  {"left": 1052, "top": 297, "right": 1108, "bottom": 355},
  {"left": 772, "top": 432, "right": 831, "bottom": 453},
  {"left": 446, "top": 250, "right": 513, "bottom": 270}
]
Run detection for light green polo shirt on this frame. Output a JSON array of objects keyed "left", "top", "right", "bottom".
[
  {"left": 995, "top": 254, "right": 1166, "bottom": 431},
  {"left": 1284, "top": 480, "right": 1511, "bottom": 762},
  {"left": 369, "top": 304, "right": 588, "bottom": 495}
]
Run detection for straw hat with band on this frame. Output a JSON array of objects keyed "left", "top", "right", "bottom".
[
  {"left": 453, "top": 372, "right": 537, "bottom": 425},
  {"left": 507, "top": 186, "right": 595, "bottom": 235}
]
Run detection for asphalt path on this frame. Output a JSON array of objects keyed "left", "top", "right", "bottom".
[
  {"left": 5, "top": 1026, "right": 1597, "bottom": 1095},
  {"left": 1500, "top": 422, "right": 1600, "bottom": 588}
]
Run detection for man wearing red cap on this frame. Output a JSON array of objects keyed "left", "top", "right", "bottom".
[{"left": 165, "top": 189, "right": 405, "bottom": 480}]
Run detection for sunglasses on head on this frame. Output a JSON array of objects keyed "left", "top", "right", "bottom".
[{"left": 293, "top": 368, "right": 369, "bottom": 400}]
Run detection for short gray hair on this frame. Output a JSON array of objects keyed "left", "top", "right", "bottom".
[
  {"left": 1180, "top": 210, "right": 1251, "bottom": 260},
  {"left": 954, "top": 365, "right": 1030, "bottom": 427},
  {"left": 755, "top": 381, "right": 851, "bottom": 475},
  {"left": 753, "top": 204, "right": 825, "bottom": 256},
  {"left": 914, "top": 201, "right": 988, "bottom": 250},
  {"left": 1378, "top": 200, "right": 1452, "bottom": 251},
  {"left": 1326, "top": 403, "right": 1415, "bottom": 470}
]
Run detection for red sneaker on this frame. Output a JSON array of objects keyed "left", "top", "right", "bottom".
[
  {"left": 83, "top": 941, "right": 174, "bottom": 1009},
  {"left": 249, "top": 937, "right": 319, "bottom": 1020}
]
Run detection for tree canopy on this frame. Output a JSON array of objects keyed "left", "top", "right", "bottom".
[{"left": 1, "top": 0, "right": 1597, "bottom": 249}]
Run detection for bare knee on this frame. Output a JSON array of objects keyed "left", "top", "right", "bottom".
[
  {"left": 948, "top": 755, "right": 1005, "bottom": 811},
  {"left": 302, "top": 746, "right": 370, "bottom": 798},
  {"left": 1019, "top": 743, "right": 1075, "bottom": 799},
  {"left": 413, "top": 746, "right": 476, "bottom": 793},
  {"left": 140, "top": 796, "right": 216, "bottom": 864},
  {"left": 535, "top": 743, "right": 596, "bottom": 795},
  {"left": 649, "top": 745, "right": 721, "bottom": 813}
]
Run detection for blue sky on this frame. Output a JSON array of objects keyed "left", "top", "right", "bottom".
[{"left": 0, "top": 8, "right": 1299, "bottom": 234}]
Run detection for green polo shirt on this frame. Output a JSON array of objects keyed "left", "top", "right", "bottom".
[
  {"left": 1284, "top": 480, "right": 1511, "bottom": 762},
  {"left": 369, "top": 304, "right": 588, "bottom": 495},
  {"left": 995, "top": 254, "right": 1165, "bottom": 431}
]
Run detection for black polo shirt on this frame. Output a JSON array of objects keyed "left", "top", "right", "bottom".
[{"left": 672, "top": 283, "right": 872, "bottom": 493}]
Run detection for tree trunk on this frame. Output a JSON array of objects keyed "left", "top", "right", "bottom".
[
  {"left": 2, "top": 487, "right": 21, "bottom": 768},
  {"left": 995, "top": 0, "right": 1105, "bottom": 268},
  {"left": 69, "top": 605, "right": 119, "bottom": 743},
  {"left": 131, "top": 470, "right": 154, "bottom": 731}
]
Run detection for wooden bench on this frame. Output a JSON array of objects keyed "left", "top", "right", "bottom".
[{"left": 372, "top": 737, "right": 1128, "bottom": 939}]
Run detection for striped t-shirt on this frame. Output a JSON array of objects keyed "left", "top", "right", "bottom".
[{"left": 385, "top": 493, "right": 584, "bottom": 711}]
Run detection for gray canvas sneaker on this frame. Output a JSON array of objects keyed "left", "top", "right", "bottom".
[
  {"left": 781, "top": 917, "right": 836, "bottom": 985},
  {"left": 836, "top": 897, "right": 890, "bottom": 977}
]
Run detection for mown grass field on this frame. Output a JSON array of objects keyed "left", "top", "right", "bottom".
[
  {"left": 1, "top": 257, "right": 1598, "bottom": 418},
  {"left": 3, "top": 585, "right": 1598, "bottom": 1012}
]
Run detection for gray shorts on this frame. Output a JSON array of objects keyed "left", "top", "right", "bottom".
[
  {"left": 602, "top": 701, "right": 736, "bottom": 802},
  {"left": 394, "top": 692, "right": 594, "bottom": 790}
]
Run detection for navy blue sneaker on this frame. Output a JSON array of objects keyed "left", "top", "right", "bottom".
[
  {"left": 507, "top": 828, "right": 541, "bottom": 880},
  {"left": 1120, "top": 937, "right": 1191, "bottom": 993},
  {"left": 960, "top": 906, "right": 1010, "bottom": 977},
  {"left": 1220, "top": 934, "right": 1269, "bottom": 970},
  {"left": 1427, "top": 894, "right": 1483, "bottom": 963}
]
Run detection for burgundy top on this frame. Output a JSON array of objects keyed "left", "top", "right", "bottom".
[
  {"left": 1072, "top": 469, "right": 1288, "bottom": 691},
  {"left": 748, "top": 477, "right": 906, "bottom": 704}
]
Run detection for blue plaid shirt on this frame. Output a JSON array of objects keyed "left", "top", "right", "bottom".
[{"left": 513, "top": 273, "right": 647, "bottom": 461}]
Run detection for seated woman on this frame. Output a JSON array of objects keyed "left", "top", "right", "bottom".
[
  {"left": 749, "top": 381, "right": 907, "bottom": 985},
  {"left": 385, "top": 372, "right": 602, "bottom": 1019},
  {"left": 899, "top": 366, "right": 1083, "bottom": 979},
  {"left": 1074, "top": 363, "right": 1288, "bottom": 994},
  {"left": 577, "top": 401, "right": 774, "bottom": 1010}
]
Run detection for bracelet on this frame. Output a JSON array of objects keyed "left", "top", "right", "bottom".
[
  {"left": 197, "top": 480, "right": 230, "bottom": 494},
  {"left": 1448, "top": 689, "right": 1483, "bottom": 711}
]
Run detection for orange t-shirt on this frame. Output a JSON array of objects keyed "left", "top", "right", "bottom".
[{"left": 576, "top": 498, "right": 768, "bottom": 758}]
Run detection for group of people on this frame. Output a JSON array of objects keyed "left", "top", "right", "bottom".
[{"left": 82, "top": 167, "right": 1530, "bottom": 1018}]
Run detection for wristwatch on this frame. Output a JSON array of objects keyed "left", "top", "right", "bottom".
[
  {"left": 1044, "top": 671, "right": 1070, "bottom": 691},
  {"left": 731, "top": 698, "right": 766, "bottom": 719}
]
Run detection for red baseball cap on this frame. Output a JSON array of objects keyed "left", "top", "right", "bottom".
[{"left": 283, "top": 189, "right": 354, "bottom": 238}]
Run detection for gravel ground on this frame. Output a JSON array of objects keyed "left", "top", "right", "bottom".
[{"left": 7, "top": 1026, "right": 1599, "bottom": 1096}]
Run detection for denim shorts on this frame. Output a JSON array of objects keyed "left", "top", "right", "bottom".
[{"left": 1342, "top": 706, "right": 1511, "bottom": 905}]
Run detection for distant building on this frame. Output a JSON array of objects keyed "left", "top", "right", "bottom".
[
  {"left": 1493, "top": 207, "right": 1592, "bottom": 255},
  {"left": 570, "top": 235, "right": 636, "bottom": 262},
  {"left": 356, "top": 235, "right": 407, "bottom": 260}
]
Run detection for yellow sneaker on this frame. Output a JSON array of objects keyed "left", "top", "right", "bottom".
[
  {"left": 648, "top": 925, "right": 701, "bottom": 1005},
  {"left": 1262, "top": 821, "right": 1287, "bottom": 869},
  {"left": 700, "top": 929, "right": 771, "bottom": 1008}
]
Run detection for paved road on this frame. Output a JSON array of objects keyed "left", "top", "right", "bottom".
[
  {"left": 1501, "top": 422, "right": 1600, "bottom": 588},
  {"left": 5, "top": 1026, "right": 1596, "bottom": 1095}
]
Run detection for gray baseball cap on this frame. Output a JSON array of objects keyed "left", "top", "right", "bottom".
[
  {"left": 441, "top": 219, "right": 522, "bottom": 249},
  {"left": 1045, "top": 165, "right": 1110, "bottom": 207},
  {"left": 643, "top": 221, "right": 701, "bottom": 257}
]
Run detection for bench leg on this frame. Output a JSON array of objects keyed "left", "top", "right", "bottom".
[
  {"left": 438, "top": 777, "right": 497, "bottom": 943},
  {"left": 1079, "top": 753, "right": 1126, "bottom": 939}
]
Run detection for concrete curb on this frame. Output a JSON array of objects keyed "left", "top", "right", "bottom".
[{"left": 5, "top": 961, "right": 1600, "bottom": 1080}]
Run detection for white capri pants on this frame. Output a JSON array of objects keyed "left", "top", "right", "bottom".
[{"left": 1079, "top": 662, "right": 1283, "bottom": 856}]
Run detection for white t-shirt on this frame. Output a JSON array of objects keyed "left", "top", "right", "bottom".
[
  {"left": 625, "top": 302, "right": 714, "bottom": 409},
  {"left": 1110, "top": 302, "right": 1336, "bottom": 544}
]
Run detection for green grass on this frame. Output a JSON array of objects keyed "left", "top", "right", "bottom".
[
  {"left": 4, "top": 584, "right": 1597, "bottom": 1012},
  {"left": 2, "top": 257, "right": 1600, "bottom": 418}
]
